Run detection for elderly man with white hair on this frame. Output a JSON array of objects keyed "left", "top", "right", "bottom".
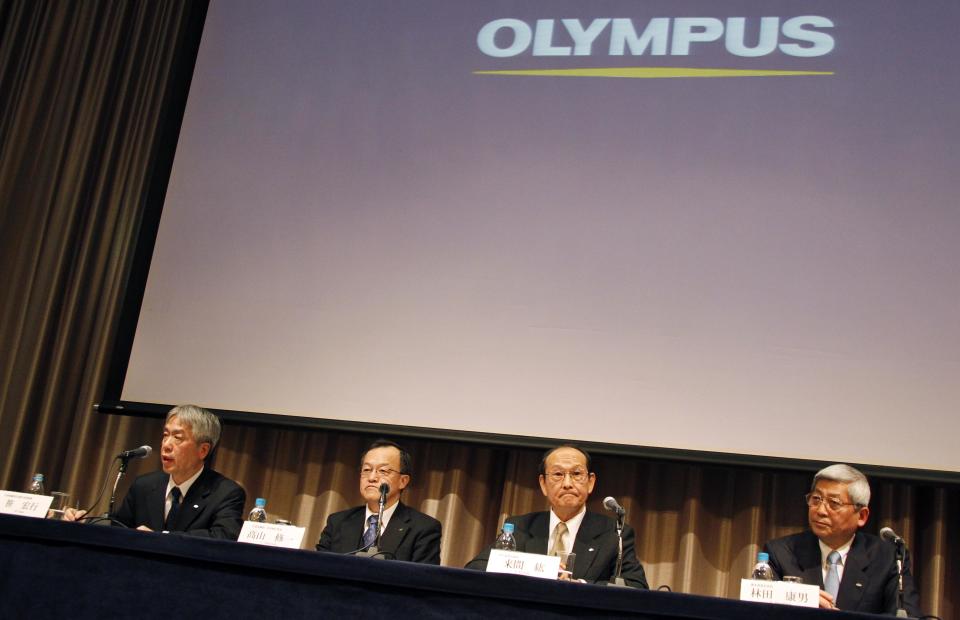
[{"left": 763, "top": 464, "right": 920, "bottom": 616}]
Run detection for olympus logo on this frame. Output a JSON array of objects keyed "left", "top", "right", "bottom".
[{"left": 477, "top": 17, "right": 835, "bottom": 58}]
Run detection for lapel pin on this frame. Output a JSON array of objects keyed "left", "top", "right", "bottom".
[
  {"left": 588, "top": 548, "right": 595, "bottom": 552},
  {"left": 856, "top": 583, "right": 863, "bottom": 588},
  {"left": 193, "top": 505, "right": 199, "bottom": 509}
]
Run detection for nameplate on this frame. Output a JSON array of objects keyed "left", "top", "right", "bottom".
[
  {"left": 486, "top": 549, "right": 562, "bottom": 580},
  {"left": 238, "top": 521, "right": 306, "bottom": 549},
  {"left": 0, "top": 491, "right": 54, "bottom": 519},
  {"left": 740, "top": 579, "right": 819, "bottom": 608}
]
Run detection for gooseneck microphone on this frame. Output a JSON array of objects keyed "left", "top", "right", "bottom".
[
  {"left": 603, "top": 496, "right": 628, "bottom": 587},
  {"left": 880, "top": 527, "right": 909, "bottom": 618},
  {"left": 117, "top": 445, "right": 152, "bottom": 460},
  {"left": 880, "top": 527, "right": 904, "bottom": 545},
  {"left": 603, "top": 496, "right": 626, "bottom": 517},
  {"left": 376, "top": 482, "right": 389, "bottom": 546}
]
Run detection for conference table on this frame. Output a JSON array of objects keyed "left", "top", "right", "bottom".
[{"left": 0, "top": 514, "right": 887, "bottom": 619}]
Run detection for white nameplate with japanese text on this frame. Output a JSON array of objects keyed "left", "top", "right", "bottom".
[
  {"left": 486, "top": 549, "right": 562, "bottom": 580},
  {"left": 238, "top": 521, "right": 306, "bottom": 549},
  {"left": 0, "top": 491, "right": 54, "bottom": 519},
  {"left": 740, "top": 579, "right": 819, "bottom": 608}
]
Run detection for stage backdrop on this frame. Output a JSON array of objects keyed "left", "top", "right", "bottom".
[
  {"left": 116, "top": 0, "right": 960, "bottom": 476},
  {"left": 0, "top": 2, "right": 956, "bottom": 618}
]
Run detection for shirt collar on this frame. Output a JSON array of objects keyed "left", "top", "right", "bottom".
[
  {"left": 365, "top": 500, "right": 400, "bottom": 532},
  {"left": 549, "top": 505, "right": 587, "bottom": 548},
  {"left": 818, "top": 534, "right": 855, "bottom": 567},
  {"left": 166, "top": 466, "right": 204, "bottom": 500}
]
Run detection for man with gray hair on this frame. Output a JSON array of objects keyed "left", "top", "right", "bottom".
[
  {"left": 763, "top": 464, "right": 920, "bottom": 616},
  {"left": 66, "top": 405, "right": 246, "bottom": 539}
]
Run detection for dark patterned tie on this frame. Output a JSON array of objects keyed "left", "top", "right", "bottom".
[
  {"left": 165, "top": 487, "right": 182, "bottom": 530},
  {"left": 361, "top": 514, "right": 379, "bottom": 548}
]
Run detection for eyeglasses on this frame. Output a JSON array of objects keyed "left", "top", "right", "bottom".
[
  {"left": 359, "top": 466, "right": 401, "bottom": 478},
  {"left": 543, "top": 469, "right": 590, "bottom": 484},
  {"left": 805, "top": 493, "right": 859, "bottom": 511}
]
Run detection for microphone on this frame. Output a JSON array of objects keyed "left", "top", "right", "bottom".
[
  {"left": 880, "top": 527, "right": 904, "bottom": 545},
  {"left": 117, "top": 445, "right": 152, "bottom": 460},
  {"left": 378, "top": 482, "right": 390, "bottom": 505},
  {"left": 880, "top": 527, "right": 909, "bottom": 618},
  {"left": 603, "top": 496, "right": 625, "bottom": 517}
]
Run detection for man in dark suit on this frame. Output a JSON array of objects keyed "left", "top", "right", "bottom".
[
  {"left": 763, "top": 464, "right": 920, "bottom": 616},
  {"left": 66, "top": 404, "right": 245, "bottom": 539},
  {"left": 316, "top": 439, "right": 441, "bottom": 564},
  {"left": 466, "top": 445, "right": 648, "bottom": 588}
]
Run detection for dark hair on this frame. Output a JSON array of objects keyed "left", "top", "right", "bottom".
[
  {"left": 361, "top": 439, "right": 412, "bottom": 475},
  {"left": 538, "top": 444, "right": 592, "bottom": 475}
]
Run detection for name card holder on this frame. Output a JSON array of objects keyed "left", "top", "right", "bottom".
[
  {"left": 486, "top": 549, "right": 562, "bottom": 580},
  {"left": 238, "top": 521, "right": 306, "bottom": 549},
  {"left": 0, "top": 491, "right": 55, "bottom": 519},
  {"left": 740, "top": 579, "right": 819, "bottom": 608}
]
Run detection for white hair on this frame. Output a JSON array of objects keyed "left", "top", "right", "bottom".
[
  {"left": 813, "top": 463, "right": 870, "bottom": 507},
  {"left": 166, "top": 404, "right": 221, "bottom": 454}
]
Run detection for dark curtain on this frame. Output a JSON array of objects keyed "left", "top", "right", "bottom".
[{"left": 0, "top": 2, "right": 955, "bottom": 618}]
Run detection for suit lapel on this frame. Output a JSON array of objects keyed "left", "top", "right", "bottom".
[
  {"left": 571, "top": 512, "right": 605, "bottom": 580},
  {"left": 341, "top": 507, "right": 367, "bottom": 553},
  {"left": 525, "top": 512, "right": 550, "bottom": 555},
  {"left": 172, "top": 469, "right": 213, "bottom": 532},
  {"left": 148, "top": 474, "right": 167, "bottom": 531},
  {"left": 797, "top": 532, "right": 825, "bottom": 587},
  {"left": 379, "top": 503, "right": 412, "bottom": 553},
  {"left": 836, "top": 533, "right": 868, "bottom": 610}
]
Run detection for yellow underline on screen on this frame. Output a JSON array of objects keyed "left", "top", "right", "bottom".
[{"left": 473, "top": 67, "right": 834, "bottom": 78}]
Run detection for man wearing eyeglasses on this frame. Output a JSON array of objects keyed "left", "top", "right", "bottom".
[
  {"left": 315, "top": 439, "right": 441, "bottom": 564},
  {"left": 762, "top": 464, "right": 920, "bottom": 615},
  {"left": 466, "top": 445, "right": 648, "bottom": 588}
]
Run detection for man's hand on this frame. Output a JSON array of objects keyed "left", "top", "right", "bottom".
[
  {"left": 819, "top": 590, "right": 839, "bottom": 610},
  {"left": 136, "top": 525, "right": 154, "bottom": 532},
  {"left": 63, "top": 508, "right": 87, "bottom": 522}
]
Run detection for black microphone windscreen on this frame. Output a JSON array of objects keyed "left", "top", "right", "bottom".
[
  {"left": 379, "top": 482, "right": 390, "bottom": 495},
  {"left": 880, "top": 527, "right": 901, "bottom": 543}
]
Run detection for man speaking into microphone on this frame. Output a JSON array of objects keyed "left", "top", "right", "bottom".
[
  {"left": 316, "top": 439, "right": 442, "bottom": 564},
  {"left": 64, "top": 404, "right": 246, "bottom": 539}
]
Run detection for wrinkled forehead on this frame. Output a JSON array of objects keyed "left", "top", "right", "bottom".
[{"left": 545, "top": 447, "right": 588, "bottom": 470}]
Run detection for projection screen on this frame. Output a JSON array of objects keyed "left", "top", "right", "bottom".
[{"left": 113, "top": 0, "right": 960, "bottom": 476}]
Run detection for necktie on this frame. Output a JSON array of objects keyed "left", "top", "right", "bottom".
[
  {"left": 165, "top": 487, "right": 182, "bottom": 529},
  {"left": 824, "top": 550, "right": 841, "bottom": 600},
  {"left": 361, "top": 514, "right": 379, "bottom": 548},
  {"left": 550, "top": 522, "right": 569, "bottom": 556}
]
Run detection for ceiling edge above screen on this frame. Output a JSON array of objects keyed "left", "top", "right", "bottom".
[{"left": 94, "top": 401, "right": 959, "bottom": 485}]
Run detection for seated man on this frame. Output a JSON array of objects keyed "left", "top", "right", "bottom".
[
  {"left": 316, "top": 439, "right": 442, "bottom": 564},
  {"left": 466, "top": 444, "right": 648, "bottom": 588},
  {"left": 763, "top": 463, "right": 921, "bottom": 616},
  {"left": 65, "top": 404, "right": 246, "bottom": 539}
]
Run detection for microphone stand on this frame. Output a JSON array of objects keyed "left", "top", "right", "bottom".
[
  {"left": 356, "top": 485, "right": 388, "bottom": 560},
  {"left": 107, "top": 456, "right": 130, "bottom": 519},
  {"left": 894, "top": 539, "right": 908, "bottom": 618},
  {"left": 608, "top": 510, "right": 628, "bottom": 587}
]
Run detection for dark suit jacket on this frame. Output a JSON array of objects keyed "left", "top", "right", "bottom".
[
  {"left": 114, "top": 468, "right": 246, "bottom": 540},
  {"left": 465, "top": 510, "right": 649, "bottom": 589},
  {"left": 316, "top": 501, "right": 442, "bottom": 564},
  {"left": 764, "top": 530, "right": 921, "bottom": 616}
]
